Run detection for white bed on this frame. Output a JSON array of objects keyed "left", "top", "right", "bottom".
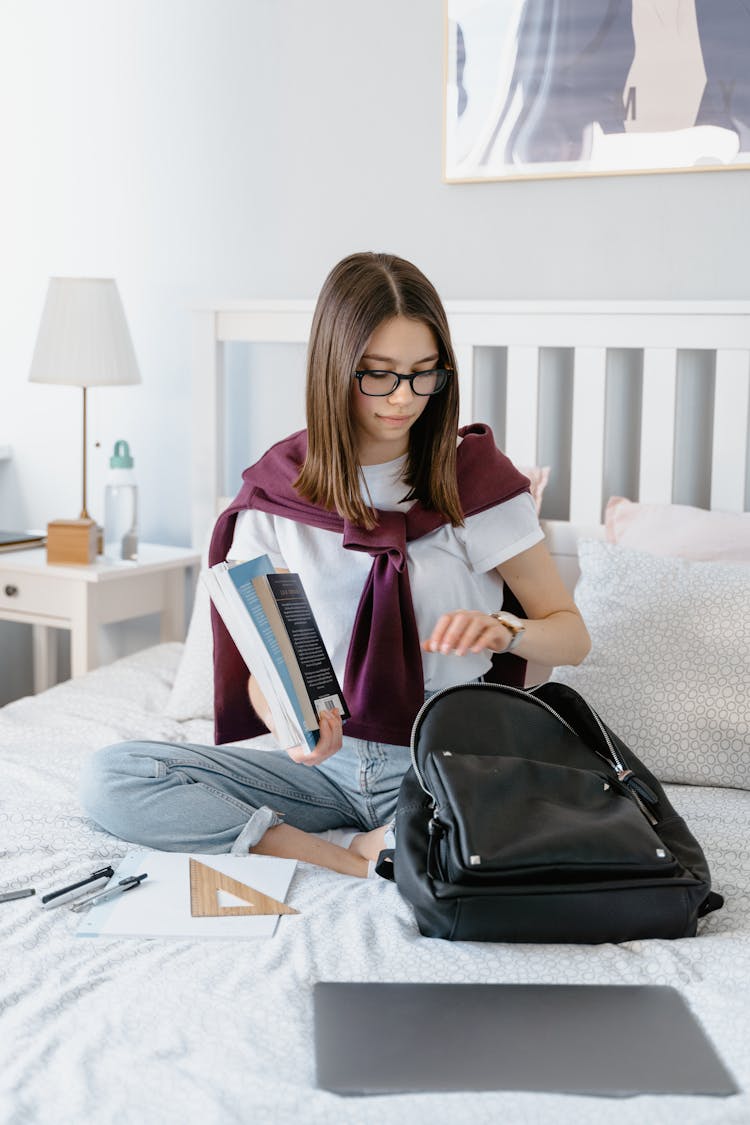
[{"left": 2, "top": 300, "right": 749, "bottom": 1124}]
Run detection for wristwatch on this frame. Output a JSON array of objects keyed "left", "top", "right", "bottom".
[{"left": 488, "top": 611, "right": 526, "bottom": 654}]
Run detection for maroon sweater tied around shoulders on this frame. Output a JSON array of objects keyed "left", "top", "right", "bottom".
[{"left": 209, "top": 424, "right": 530, "bottom": 747}]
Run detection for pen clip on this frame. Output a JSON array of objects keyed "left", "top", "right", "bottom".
[
  {"left": 120, "top": 873, "right": 148, "bottom": 891},
  {"left": 90, "top": 866, "right": 116, "bottom": 881},
  {"left": 69, "top": 873, "right": 148, "bottom": 912},
  {"left": 115, "top": 876, "right": 141, "bottom": 891},
  {"left": 41, "top": 865, "right": 115, "bottom": 905}
]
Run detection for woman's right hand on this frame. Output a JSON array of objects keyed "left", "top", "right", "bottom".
[{"left": 247, "top": 676, "right": 343, "bottom": 767}]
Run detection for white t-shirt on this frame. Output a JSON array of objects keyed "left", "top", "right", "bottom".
[{"left": 229, "top": 452, "right": 543, "bottom": 692}]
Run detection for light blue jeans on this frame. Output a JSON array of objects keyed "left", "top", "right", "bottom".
[{"left": 79, "top": 733, "right": 412, "bottom": 855}]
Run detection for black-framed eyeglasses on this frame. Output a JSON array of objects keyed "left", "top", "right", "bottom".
[{"left": 352, "top": 368, "right": 452, "bottom": 397}]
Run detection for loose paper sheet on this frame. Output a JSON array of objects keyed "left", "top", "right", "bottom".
[{"left": 75, "top": 850, "right": 298, "bottom": 940}]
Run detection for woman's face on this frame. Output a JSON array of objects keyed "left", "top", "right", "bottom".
[{"left": 350, "top": 315, "right": 439, "bottom": 465}]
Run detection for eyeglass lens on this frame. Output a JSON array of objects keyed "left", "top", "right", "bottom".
[{"left": 356, "top": 369, "right": 448, "bottom": 396}]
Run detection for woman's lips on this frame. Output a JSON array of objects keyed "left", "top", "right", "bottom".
[{"left": 376, "top": 414, "right": 413, "bottom": 426}]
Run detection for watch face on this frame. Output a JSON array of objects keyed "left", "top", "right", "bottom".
[{"left": 496, "top": 613, "right": 523, "bottom": 634}]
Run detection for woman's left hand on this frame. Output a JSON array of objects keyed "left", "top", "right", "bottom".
[
  {"left": 421, "top": 543, "right": 591, "bottom": 669},
  {"left": 422, "top": 610, "right": 514, "bottom": 657},
  {"left": 289, "top": 708, "right": 344, "bottom": 768}
]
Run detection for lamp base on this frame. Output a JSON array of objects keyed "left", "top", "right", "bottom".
[{"left": 46, "top": 519, "right": 97, "bottom": 566}]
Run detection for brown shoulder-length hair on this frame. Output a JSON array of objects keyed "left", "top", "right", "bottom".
[{"left": 294, "top": 252, "right": 463, "bottom": 530}]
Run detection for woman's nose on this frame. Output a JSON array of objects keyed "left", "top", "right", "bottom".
[{"left": 387, "top": 377, "right": 415, "bottom": 403}]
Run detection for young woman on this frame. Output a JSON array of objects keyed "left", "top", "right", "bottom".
[{"left": 81, "top": 252, "right": 590, "bottom": 878}]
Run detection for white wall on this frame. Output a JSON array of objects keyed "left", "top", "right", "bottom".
[{"left": 1, "top": 0, "right": 749, "bottom": 701}]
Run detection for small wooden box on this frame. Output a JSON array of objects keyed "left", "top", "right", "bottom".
[{"left": 46, "top": 519, "right": 98, "bottom": 566}]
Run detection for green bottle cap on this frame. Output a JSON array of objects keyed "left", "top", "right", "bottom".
[{"left": 110, "top": 439, "right": 134, "bottom": 469}]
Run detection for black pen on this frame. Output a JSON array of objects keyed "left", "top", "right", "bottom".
[
  {"left": 41, "top": 866, "right": 115, "bottom": 907},
  {"left": 0, "top": 888, "right": 36, "bottom": 904},
  {"left": 70, "top": 873, "right": 148, "bottom": 913}
]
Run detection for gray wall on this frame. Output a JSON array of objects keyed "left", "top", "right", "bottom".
[{"left": 2, "top": 0, "right": 749, "bottom": 703}]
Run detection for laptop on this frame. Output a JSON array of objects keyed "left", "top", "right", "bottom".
[{"left": 314, "top": 982, "right": 738, "bottom": 1097}]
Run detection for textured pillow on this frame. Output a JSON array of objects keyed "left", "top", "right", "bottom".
[
  {"left": 163, "top": 518, "right": 214, "bottom": 721},
  {"left": 605, "top": 496, "right": 750, "bottom": 562},
  {"left": 553, "top": 539, "right": 750, "bottom": 789},
  {"left": 162, "top": 573, "right": 214, "bottom": 721}
]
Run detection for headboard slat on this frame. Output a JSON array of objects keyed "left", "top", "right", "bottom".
[
  {"left": 711, "top": 349, "right": 750, "bottom": 512},
  {"left": 453, "top": 343, "right": 475, "bottom": 431},
  {"left": 570, "top": 347, "right": 607, "bottom": 524},
  {"left": 504, "top": 346, "right": 539, "bottom": 466},
  {"left": 191, "top": 310, "right": 225, "bottom": 549},
  {"left": 639, "top": 347, "right": 678, "bottom": 505}
]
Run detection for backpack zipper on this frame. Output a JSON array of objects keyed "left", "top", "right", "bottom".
[
  {"left": 409, "top": 681, "right": 579, "bottom": 797},
  {"left": 409, "top": 681, "right": 658, "bottom": 824},
  {"left": 530, "top": 687, "right": 659, "bottom": 823},
  {"left": 527, "top": 684, "right": 625, "bottom": 773}
]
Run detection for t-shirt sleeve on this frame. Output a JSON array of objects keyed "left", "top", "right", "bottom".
[
  {"left": 227, "top": 509, "right": 287, "bottom": 568},
  {"left": 458, "top": 491, "right": 544, "bottom": 573}
]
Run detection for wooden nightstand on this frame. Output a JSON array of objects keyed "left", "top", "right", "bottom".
[{"left": 0, "top": 544, "right": 200, "bottom": 692}]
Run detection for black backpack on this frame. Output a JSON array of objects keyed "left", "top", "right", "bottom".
[{"left": 377, "top": 681, "right": 724, "bottom": 944}]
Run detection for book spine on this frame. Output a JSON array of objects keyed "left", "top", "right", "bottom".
[
  {"left": 202, "top": 568, "right": 296, "bottom": 748},
  {"left": 265, "top": 573, "right": 349, "bottom": 721},
  {"left": 251, "top": 577, "right": 319, "bottom": 734},
  {"left": 227, "top": 567, "right": 317, "bottom": 752}
]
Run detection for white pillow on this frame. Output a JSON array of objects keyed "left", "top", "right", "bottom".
[
  {"left": 552, "top": 540, "right": 750, "bottom": 790},
  {"left": 163, "top": 517, "right": 215, "bottom": 722},
  {"left": 162, "top": 570, "right": 215, "bottom": 721}
]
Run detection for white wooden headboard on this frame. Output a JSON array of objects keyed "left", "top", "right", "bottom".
[{"left": 191, "top": 300, "right": 750, "bottom": 558}]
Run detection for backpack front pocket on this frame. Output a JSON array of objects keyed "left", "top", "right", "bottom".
[{"left": 426, "top": 752, "right": 679, "bottom": 884}]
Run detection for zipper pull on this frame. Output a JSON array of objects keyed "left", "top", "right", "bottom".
[
  {"left": 426, "top": 817, "right": 447, "bottom": 881},
  {"left": 428, "top": 816, "right": 445, "bottom": 838},
  {"left": 616, "top": 769, "right": 659, "bottom": 824},
  {"left": 617, "top": 769, "right": 659, "bottom": 808}
]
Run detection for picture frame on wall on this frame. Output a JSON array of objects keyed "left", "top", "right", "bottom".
[{"left": 444, "top": 0, "right": 750, "bottom": 183}]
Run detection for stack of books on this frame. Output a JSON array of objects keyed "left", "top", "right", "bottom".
[
  {"left": 0, "top": 531, "right": 46, "bottom": 554},
  {"left": 203, "top": 555, "right": 349, "bottom": 752}
]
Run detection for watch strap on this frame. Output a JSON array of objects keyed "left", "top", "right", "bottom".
[{"left": 489, "top": 612, "right": 525, "bottom": 653}]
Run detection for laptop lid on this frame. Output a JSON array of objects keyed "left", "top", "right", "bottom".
[{"left": 314, "top": 982, "right": 738, "bottom": 1097}]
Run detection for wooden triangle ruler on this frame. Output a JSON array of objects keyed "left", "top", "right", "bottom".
[{"left": 189, "top": 858, "right": 299, "bottom": 918}]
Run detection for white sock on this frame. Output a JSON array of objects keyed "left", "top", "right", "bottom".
[{"left": 314, "top": 827, "right": 362, "bottom": 850}]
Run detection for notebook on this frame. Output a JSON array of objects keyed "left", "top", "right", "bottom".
[{"left": 314, "top": 982, "right": 738, "bottom": 1096}]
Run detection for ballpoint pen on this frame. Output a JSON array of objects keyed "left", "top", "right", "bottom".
[
  {"left": 69, "top": 873, "right": 148, "bottom": 912},
  {"left": 41, "top": 866, "right": 115, "bottom": 908},
  {"left": 0, "top": 888, "right": 36, "bottom": 903}
]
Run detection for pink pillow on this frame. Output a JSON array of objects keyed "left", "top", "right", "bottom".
[
  {"left": 605, "top": 496, "right": 750, "bottom": 562},
  {"left": 518, "top": 465, "right": 550, "bottom": 515}
]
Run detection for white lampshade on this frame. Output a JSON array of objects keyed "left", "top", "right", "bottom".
[{"left": 29, "top": 277, "right": 141, "bottom": 387}]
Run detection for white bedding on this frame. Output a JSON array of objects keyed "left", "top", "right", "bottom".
[{"left": 1, "top": 644, "right": 748, "bottom": 1124}]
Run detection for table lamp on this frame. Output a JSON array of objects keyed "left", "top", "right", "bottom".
[{"left": 28, "top": 278, "right": 142, "bottom": 564}]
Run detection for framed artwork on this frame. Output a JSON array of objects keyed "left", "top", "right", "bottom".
[{"left": 444, "top": 0, "right": 750, "bottom": 183}]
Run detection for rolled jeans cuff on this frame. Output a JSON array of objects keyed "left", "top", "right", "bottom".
[{"left": 230, "top": 806, "right": 284, "bottom": 854}]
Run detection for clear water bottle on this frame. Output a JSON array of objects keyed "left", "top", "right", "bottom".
[{"left": 104, "top": 440, "right": 138, "bottom": 561}]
